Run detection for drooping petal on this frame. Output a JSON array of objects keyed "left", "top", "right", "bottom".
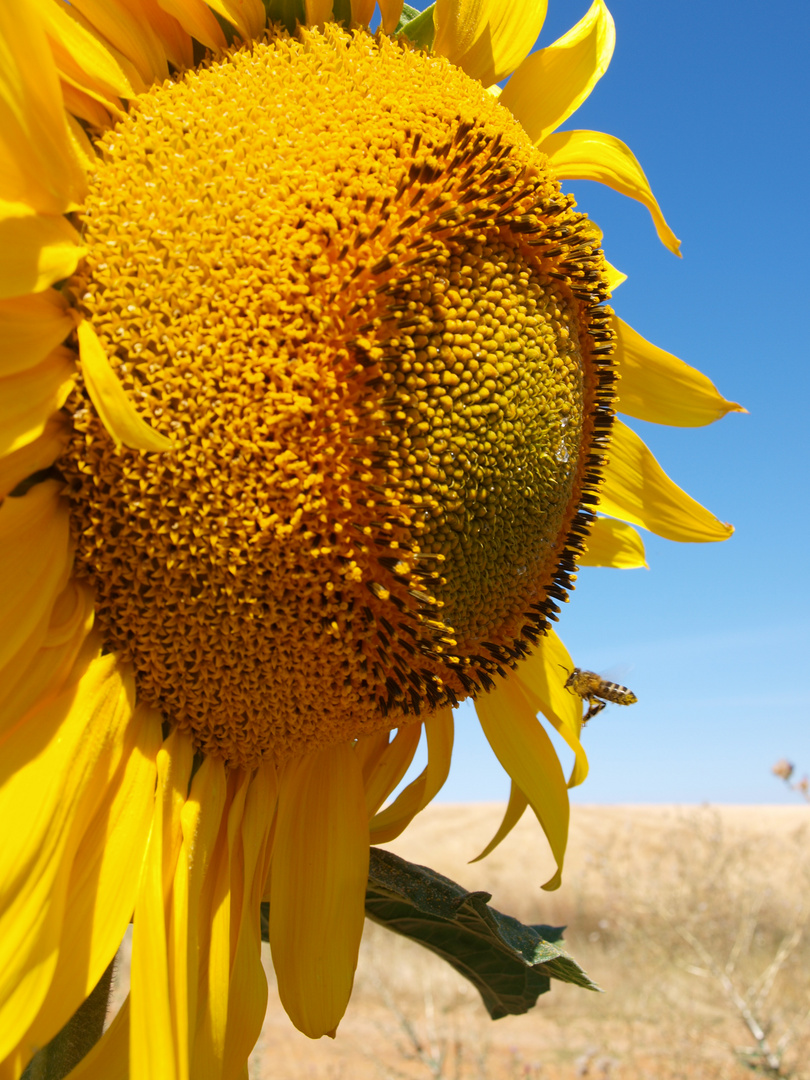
[
  {"left": 0, "top": 481, "right": 72, "bottom": 679},
  {"left": 77, "top": 320, "right": 174, "bottom": 453},
  {"left": 270, "top": 743, "right": 369, "bottom": 1039},
  {"left": 613, "top": 316, "right": 745, "bottom": 427},
  {"left": 130, "top": 729, "right": 195, "bottom": 1080},
  {"left": 18, "top": 702, "right": 161, "bottom": 1063},
  {"left": 541, "top": 129, "right": 681, "bottom": 255},
  {"left": 474, "top": 675, "right": 569, "bottom": 889},
  {"left": 220, "top": 771, "right": 276, "bottom": 1079},
  {"left": 599, "top": 420, "right": 734, "bottom": 542},
  {"left": 358, "top": 722, "right": 423, "bottom": 818},
  {"left": 578, "top": 516, "right": 647, "bottom": 569},
  {"left": 510, "top": 629, "right": 588, "bottom": 787},
  {"left": 0, "top": 346, "right": 75, "bottom": 456},
  {"left": 433, "top": 0, "right": 549, "bottom": 87},
  {"left": 470, "top": 779, "right": 528, "bottom": 862},
  {"left": 0, "top": 1, "right": 87, "bottom": 215},
  {"left": 0, "top": 290, "right": 74, "bottom": 376},
  {"left": 350, "top": 0, "right": 375, "bottom": 25},
  {"left": 500, "top": 0, "right": 614, "bottom": 145},
  {"left": 0, "top": 201, "right": 84, "bottom": 300},
  {"left": 0, "top": 415, "right": 69, "bottom": 500},
  {"left": 189, "top": 771, "right": 249, "bottom": 1079},
  {"left": 0, "top": 647, "right": 135, "bottom": 1065},
  {"left": 368, "top": 706, "right": 454, "bottom": 844}
]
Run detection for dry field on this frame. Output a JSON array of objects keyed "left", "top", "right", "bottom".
[{"left": 251, "top": 804, "right": 810, "bottom": 1080}]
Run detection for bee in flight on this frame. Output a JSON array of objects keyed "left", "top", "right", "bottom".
[{"left": 563, "top": 667, "right": 637, "bottom": 724}]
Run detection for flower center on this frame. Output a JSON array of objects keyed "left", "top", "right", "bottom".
[{"left": 61, "top": 26, "right": 615, "bottom": 767}]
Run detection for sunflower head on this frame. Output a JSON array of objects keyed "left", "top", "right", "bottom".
[{"left": 59, "top": 25, "right": 615, "bottom": 768}]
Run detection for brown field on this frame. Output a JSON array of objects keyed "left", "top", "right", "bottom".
[{"left": 252, "top": 804, "right": 810, "bottom": 1080}]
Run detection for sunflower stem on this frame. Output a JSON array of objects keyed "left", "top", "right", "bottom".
[{"left": 21, "top": 960, "right": 115, "bottom": 1080}]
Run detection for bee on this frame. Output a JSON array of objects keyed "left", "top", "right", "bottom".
[{"left": 563, "top": 667, "right": 637, "bottom": 724}]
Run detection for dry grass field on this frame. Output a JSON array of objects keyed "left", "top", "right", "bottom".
[{"left": 250, "top": 804, "right": 810, "bottom": 1080}]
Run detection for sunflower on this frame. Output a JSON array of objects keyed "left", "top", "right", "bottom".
[{"left": 0, "top": 0, "right": 741, "bottom": 1075}]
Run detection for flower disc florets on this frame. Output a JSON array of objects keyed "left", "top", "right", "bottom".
[{"left": 60, "top": 26, "right": 616, "bottom": 767}]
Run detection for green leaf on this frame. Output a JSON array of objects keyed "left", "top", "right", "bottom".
[
  {"left": 396, "top": 4, "right": 436, "bottom": 50},
  {"left": 364, "top": 849, "right": 600, "bottom": 1019},
  {"left": 260, "top": 851, "right": 599, "bottom": 1020}
]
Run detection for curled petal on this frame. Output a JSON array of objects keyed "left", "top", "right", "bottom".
[
  {"left": 541, "top": 129, "right": 681, "bottom": 255},
  {"left": 474, "top": 675, "right": 569, "bottom": 889},
  {"left": 579, "top": 516, "right": 647, "bottom": 569},
  {"left": 369, "top": 707, "right": 454, "bottom": 844},
  {"left": 77, "top": 320, "right": 174, "bottom": 452},
  {"left": 501, "top": 0, "right": 614, "bottom": 144},
  {"left": 358, "top": 723, "right": 422, "bottom": 819},
  {"left": 433, "top": 0, "right": 548, "bottom": 87},
  {"left": 614, "top": 316, "right": 745, "bottom": 427},
  {"left": 0, "top": 415, "right": 70, "bottom": 500},
  {"left": 599, "top": 420, "right": 734, "bottom": 542},
  {"left": 470, "top": 779, "right": 528, "bottom": 862}
]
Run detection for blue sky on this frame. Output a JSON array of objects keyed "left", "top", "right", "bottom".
[{"left": 420, "top": 0, "right": 810, "bottom": 804}]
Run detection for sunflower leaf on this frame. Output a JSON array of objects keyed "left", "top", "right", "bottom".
[
  {"left": 363, "top": 848, "right": 601, "bottom": 1018},
  {"left": 396, "top": 4, "right": 435, "bottom": 50}
]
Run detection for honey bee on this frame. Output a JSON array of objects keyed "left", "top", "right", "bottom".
[{"left": 563, "top": 667, "right": 637, "bottom": 724}]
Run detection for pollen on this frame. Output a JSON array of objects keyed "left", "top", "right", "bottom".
[{"left": 60, "top": 26, "right": 616, "bottom": 767}]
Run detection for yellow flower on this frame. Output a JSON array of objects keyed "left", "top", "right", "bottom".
[{"left": 0, "top": 0, "right": 741, "bottom": 1074}]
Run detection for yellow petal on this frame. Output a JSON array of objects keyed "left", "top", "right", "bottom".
[
  {"left": 541, "top": 129, "right": 681, "bottom": 255},
  {"left": 599, "top": 419, "right": 734, "bottom": 542},
  {"left": 305, "top": 0, "right": 334, "bottom": 26},
  {"left": 221, "top": 771, "right": 276, "bottom": 1076},
  {"left": 130, "top": 729, "right": 195, "bottom": 1080},
  {"left": 0, "top": 290, "right": 74, "bottom": 377},
  {"left": 0, "top": 345, "right": 75, "bottom": 456},
  {"left": 60, "top": 79, "right": 119, "bottom": 130},
  {"left": 578, "top": 516, "right": 647, "bottom": 569},
  {"left": 500, "top": 0, "right": 614, "bottom": 145},
  {"left": 368, "top": 706, "right": 454, "bottom": 844},
  {"left": 270, "top": 743, "right": 369, "bottom": 1039},
  {"left": 0, "top": 415, "right": 69, "bottom": 500},
  {"left": 511, "top": 629, "right": 588, "bottom": 787},
  {"left": 19, "top": 703, "right": 160, "bottom": 1063},
  {"left": 603, "top": 258, "right": 626, "bottom": 292},
  {"left": 34, "top": 0, "right": 136, "bottom": 101},
  {"left": 433, "top": 0, "right": 549, "bottom": 87},
  {"left": 359, "top": 722, "right": 422, "bottom": 818},
  {"left": 0, "top": 1, "right": 87, "bottom": 215},
  {"left": 351, "top": 0, "right": 375, "bottom": 25},
  {"left": 0, "top": 579, "right": 95, "bottom": 739},
  {"left": 190, "top": 770, "right": 249, "bottom": 1076},
  {"left": 77, "top": 320, "right": 174, "bottom": 453},
  {"left": 613, "top": 316, "right": 745, "bottom": 427},
  {"left": 0, "top": 481, "right": 72, "bottom": 678},
  {"left": 0, "top": 647, "right": 134, "bottom": 1064},
  {"left": 474, "top": 675, "right": 569, "bottom": 889},
  {"left": 0, "top": 201, "right": 83, "bottom": 299},
  {"left": 470, "top": 779, "right": 528, "bottom": 862},
  {"left": 205, "top": 0, "right": 267, "bottom": 41},
  {"left": 156, "top": 0, "right": 228, "bottom": 51},
  {"left": 65, "top": 0, "right": 170, "bottom": 85},
  {"left": 377, "top": 0, "right": 404, "bottom": 33}
]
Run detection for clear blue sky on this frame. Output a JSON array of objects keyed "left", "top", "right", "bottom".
[{"left": 410, "top": 0, "right": 810, "bottom": 805}]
